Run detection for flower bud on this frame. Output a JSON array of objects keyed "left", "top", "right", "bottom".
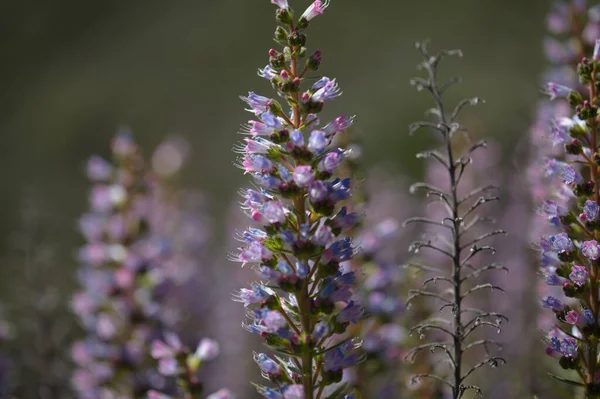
[
  {"left": 270, "top": 52, "right": 286, "bottom": 69},
  {"left": 578, "top": 57, "right": 594, "bottom": 83},
  {"left": 306, "top": 50, "right": 322, "bottom": 71},
  {"left": 274, "top": 26, "right": 288, "bottom": 44},
  {"left": 565, "top": 139, "right": 583, "bottom": 155},
  {"left": 568, "top": 90, "right": 583, "bottom": 107},
  {"left": 288, "top": 31, "right": 307, "bottom": 47},
  {"left": 275, "top": 7, "right": 293, "bottom": 25}
]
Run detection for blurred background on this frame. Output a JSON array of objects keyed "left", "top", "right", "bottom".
[{"left": 0, "top": 0, "right": 552, "bottom": 398}]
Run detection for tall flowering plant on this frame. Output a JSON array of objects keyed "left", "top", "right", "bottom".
[
  {"left": 232, "top": 1, "right": 362, "bottom": 398},
  {"left": 535, "top": 24, "right": 600, "bottom": 398},
  {"left": 71, "top": 133, "right": 159, "bottom": 397},
  {"left": 72, "top": 133, "right": 220, "bottom": 398},
  {"left": 528, "top": 1, "right": 600, "bottom": 396},
  {"left": 404, "top": 42, "right": 506, "bottom": 398}
]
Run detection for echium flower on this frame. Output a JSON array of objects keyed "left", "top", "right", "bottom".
[
  {"left": 534, "top": 7, "right": 600, "bottom": 393},
  {"left": 232, "top": 1, "right": 361, "bottom": 398},
  {"left": 149, "top": 334, "right": 234, "bottom": 399},
  {"left": 404, "top": 42, "right": 506, "bottom": 398},
  {"left": 71, "top": 132, "right": 192, "bottom": 398},
  {"left": 527, "top": 10, "right": 600, "bottom": 382}
]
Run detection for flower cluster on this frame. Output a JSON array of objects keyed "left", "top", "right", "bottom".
[
  {"left": 535, "top": 14, "right": 600, "bottom": 396},
  {"left": 529, "top": 1, "right": 600, "bottom": 394},
  {"left": 71, "top": 133, "right": 197, "bottom": 398},
  {"left": 232, "top": 1, "right": 362, "bottom": 397}
]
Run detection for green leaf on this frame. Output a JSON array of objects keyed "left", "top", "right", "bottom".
[
  {"left": 548, "top": 372, "right": 586, "bottom": 387},
  {"left": 324, "top": 384, "right": 348, "bottom": 399},
  {"left": 263, "top": 236, "right": 284, "bottom": 252}
]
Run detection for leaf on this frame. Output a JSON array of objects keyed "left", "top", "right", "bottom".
[
  {"left": 263, "top": 236, "right": 284, "bottom": 252},
  {"left": 314, "top": 337, "right": 352, "bottom": 356},
  {"left": 323, "top": 384, "right": 348, "bottom": 399},
  {"left": 548, "top": 372, "right": 586, "bottom": 387}
]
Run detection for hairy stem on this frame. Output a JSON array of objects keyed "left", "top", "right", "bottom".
[
  {"left": 430, "top": 61, "right": 463, "bottom": 399},
  {"left": 589, "top": 66, "right": 599, "bottom": 392},
  {"left": 288, "top": 24, "right": 314, "bottom": 397}
]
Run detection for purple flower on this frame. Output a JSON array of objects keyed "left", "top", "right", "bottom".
[
  {"left": 544, "top": 158, "right": 567, "bottom": 177},
  {"left": 308, "top": 130, "right": 327, "bottom": 153},
  {"left": 582, "top": 240, "right": 600, "bottom": 260},
  {"left": 329, "top": 178, "right": 351, "bottom": 202},
  {"left": 257, "top": 387, "right": 284, "bottom": 399},
  {"left": 254, "top": 174, "right": 283, "bottom": 191},
  {"left": 313, "top": 322, "right": 329, "bottom": 339},
  {"left": 585, "top": 309, "right": 595, "bottom": 324},
  {"left": 544, "top": 82, "right": 573, "bottom": 100},
  {"left": 158, "top": 358, "right": 179, "bottom": 376},
  {"left": 151, "top": 336, "right": 179, "bottom": 359},
  {"left": 283, "top": 385, "right": 304, "bottom": 399},
  {"left": 323, "top": 115, "right": 355, "bottom": 137},
  {"left": 261, "top": 112, "right": 284, "bottom": 129},
  {"left": 243, "top": 120, "right": 276, "bottom": 136},
  {"left": 336, "top": 300, "right": 363, "bottom": 324},
  {"left": 570, "top": 265, "right": 589, "bottom": 286},
  {"left": 195, "top": 338, "right": 220, "bottom": 361},
  {"left": 560, "top": 164, "right": 583, "bottom": 184},
  {"left": 259, "top": 65, "right": 279, "bottom": 80},
  {"left": 313, "top": 223, "right": 334, "bottom": 246},
  {"left": 296, "top": 262, "right": 309, "bottom": 278},
  {"left": 300, "top": 0, "right": 330, "bottom": 21},
  {"left": 323, "top": 341, "right": 359, "bottom": 371},
  {"left": 271, "top": 0, "right": 289, "bottom": 9},
  {"left": 260, "top": 310, "right": 288, "bottom": 333},
  {"left": 549, "top": 233, "right": 574, "bottom": 252},
  {"left": 243, "top": 155, "right": 275, "bottom": 174},
  {"left": 332, "top": 207, "right": 357, "bottom": 230},
  {"left": 318, "top": 150, "right": 343, "bottom": 173},
  {"left": 111, "top": 131, "right": 136, "bottom": 156},
  {"left": 237, "top": 284, "right": 270, "bottom": 307},
  {"left": 309, "top": 180, "right": 328, "bottom": 202},
  {"left": 540, "top": 200, "right": 566, "bottom": 226},
  {"left": 241, "top": 92, "right": 272, "bottom": 114},
  {"left": 245, "top": 137, "right": 276, "bottom": 154},
  {"left": 262, "top": 201, "right": 287, "bottom": 224},
  {"left": 293, "top": 165, "right": 315, "bottom": 187},
  {"left": 254, "top": 353, "right": 282, "bottom": 376},
  {"left": 86, "top": 156, "right": 112, "bottom": 181},
  {"left": 561, "top": 338, "right": 578, "bottom": 358},
  {"left": 566, "top": 310, "right": 581, "bottom": 325},
  {"left": 545, "top": 272, "right": 567, "bottom": 286},
  {"left": 323, "top": 237, "right": 353, "bottom": 263},
  {"left": 207, "top": 389, "right": 236, "bottom": 399},
  {"left": 312, "top": 78, "right": 341, "bottom": 102},
  {"left": 290, "top": 130, "right": 305, "bottom": 146},
  {"left": 541, "top": 296, "right": 567, "bottom": 311},
  {"left": 548, "top": 120, "right": 570, "bottom": 145},
  {"left": 239, "top": 242, "right": 273, "bottom": 265},
  {"left": 549, "top": 336, "right": 561, "bottom": 353},
  {"left": 584, "top": 200, "right": 600, "bottom": 221}
]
